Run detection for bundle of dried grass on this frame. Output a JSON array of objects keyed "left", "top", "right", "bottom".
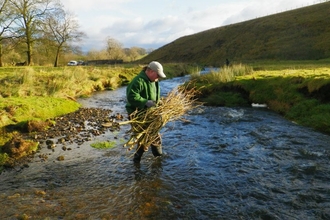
[{"left": 121, "top": 85, "right": 200, "bottom": 151}]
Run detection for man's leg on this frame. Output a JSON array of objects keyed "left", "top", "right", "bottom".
[
  {"left": 151, "top": 134, "right": 162, "bottom": 157},
  {"left": 133, "top": 145, "right": 145, "bottom": 163},
  {"left": 151, "top": 145, "right": 162, "bottom": 157}
]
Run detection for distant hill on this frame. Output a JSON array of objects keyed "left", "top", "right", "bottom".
[{"left": 139, "top": 2, "right": 330, "bottom": 66}]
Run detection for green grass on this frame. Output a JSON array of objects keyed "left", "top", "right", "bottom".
[
  {"left": 286, "top": 99, "right": 330, "bottom": 133},
  {"left": 0, "top": 97, "right": 80, "bottom": 145},
  {"left": 0, "top": 96, "right": 80, "bottom": 123},
  {"left": 0, "top": 153, "right": 9, "bottom": 166},
  {"left": 188, "top": 64, "right": 330, "bottom": 134},
  {"left": 0, "top": 66, "right": 141, "bottom": 98}
]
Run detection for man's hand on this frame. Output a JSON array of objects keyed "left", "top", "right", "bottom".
[{"left": 145, "top": 100, "right": 156, "bottom": 108}]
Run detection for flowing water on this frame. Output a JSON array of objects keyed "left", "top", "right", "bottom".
[{"left": 1, "top": 72, "right": 330, "bottom": 220}]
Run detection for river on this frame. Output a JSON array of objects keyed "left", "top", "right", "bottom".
[{"left": 0, "top": 72, "right": 329, "bottom": 219}]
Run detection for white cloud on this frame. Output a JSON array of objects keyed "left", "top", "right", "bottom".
[
  {"left": 61, "top": 0, "right": 315, "bottom": 52},
  {"left": 223, "top": 0, "right": 314, "bottom": 25}
]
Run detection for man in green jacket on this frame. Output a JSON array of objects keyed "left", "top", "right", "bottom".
[{"left": 126, "top": 61, "right": 166, "bottom": 163}]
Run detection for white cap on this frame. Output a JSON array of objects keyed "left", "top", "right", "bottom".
[{"left": 148, "top": 61, "right": 166, "bottom": 78}]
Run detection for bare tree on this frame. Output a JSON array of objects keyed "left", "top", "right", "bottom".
[
  {"left": 9, "top": 0, "right": 59, "bottom": 65},
  {"left": 43, "top": 8, "right": 85, "bottom": 67},
  {"left": 106, "top": 37, "right": 124, "bottom": 61},
  {"left": 0, "top": 0, "right": 16, "bottom": 66},
  {"left": 86, "top": 49, "right": 108, "bottom": 60},
  {"left": 126, "top": 47, "right": 140, "bottom": 62}
]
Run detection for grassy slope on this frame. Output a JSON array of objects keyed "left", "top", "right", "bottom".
[{"left": 139, "top": 2, "right": 330, "bottom": 66}]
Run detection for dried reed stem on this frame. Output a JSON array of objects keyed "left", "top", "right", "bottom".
[{"left": 122, "top": 85, "right": 200, "bottom": 151}]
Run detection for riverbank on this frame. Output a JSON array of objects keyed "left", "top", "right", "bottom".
[{"left": 189, "top": 64, "right": 330, "bottom": 135}]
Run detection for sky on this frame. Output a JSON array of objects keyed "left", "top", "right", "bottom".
[{"left": 61, "top": 0, "right": 317, "bottom": 52}]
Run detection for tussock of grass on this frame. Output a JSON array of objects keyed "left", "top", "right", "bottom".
[
  {"left": 191, "top": 64, "right": 253, "bottom": 83},
  {"left": 0, "top": 153, "right": 9, "bottom": 165}
]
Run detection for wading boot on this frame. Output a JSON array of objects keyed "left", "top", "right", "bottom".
[
  {"left": 151, "top": 134, "right": 162, "bottom": 157},
  {"left": 151, "top": 145, "right": 162, "bottom": 157},
  {"left": 133, "top": 146, "right": 145, "bottom": 163}
]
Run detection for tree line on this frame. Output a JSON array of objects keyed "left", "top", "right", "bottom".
[{"left": 0, "top": 0, "right": 148, "bottom": 67}]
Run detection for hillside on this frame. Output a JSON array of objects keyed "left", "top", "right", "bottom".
[{"left": 139, "top": 2, "right": 330, "bottom": 66}]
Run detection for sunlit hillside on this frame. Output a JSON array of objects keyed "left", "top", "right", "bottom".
[{"left": 139, "top": 1, "right": 330, "bottom": 66}]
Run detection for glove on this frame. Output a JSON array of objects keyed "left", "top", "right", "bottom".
[{"left": 145, "top": 100, "right": 156, "bottom": 108}]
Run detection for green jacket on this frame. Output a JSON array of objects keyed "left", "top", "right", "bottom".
[{"left": 125, "top": 70, "right": 160, "bottom": 115}]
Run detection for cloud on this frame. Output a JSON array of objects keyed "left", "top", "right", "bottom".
[
  {"left": 222, "top": 0, "right": 313, "bottom": 25},
  {"left": 62, "top": 0, "right": 315, "bottom": 52},
  {"left": 97, "top": 15, "right": 190, "bottom": 49}
]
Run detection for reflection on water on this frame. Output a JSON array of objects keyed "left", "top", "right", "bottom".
[{"left": 1, "top": 76, "right": 330, "bottom": 219}]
